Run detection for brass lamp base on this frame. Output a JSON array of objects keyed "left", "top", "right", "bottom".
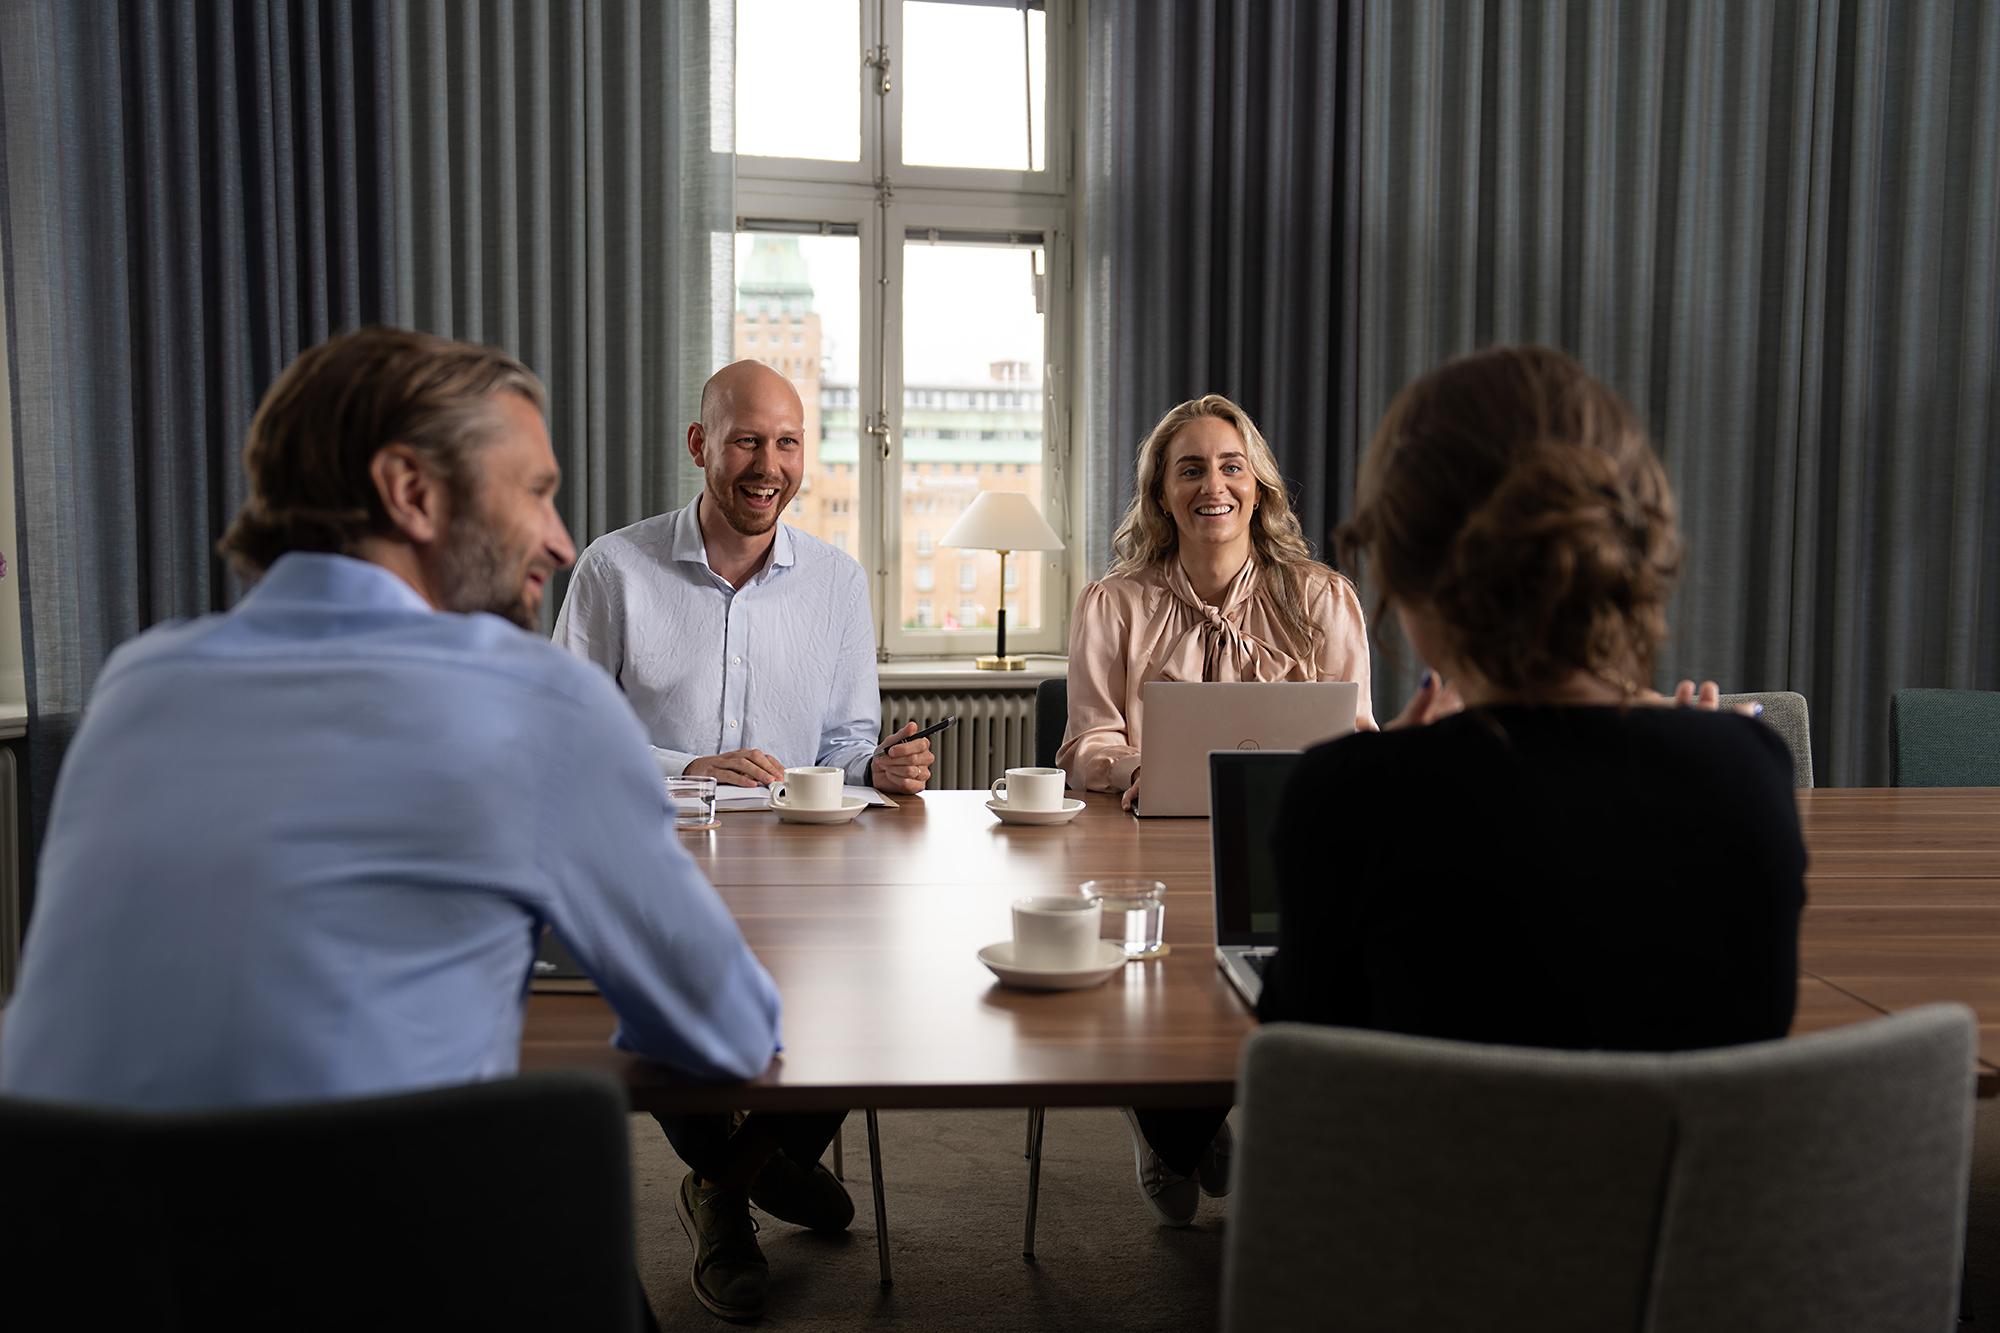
[{"left": 974, "top": 654, "right": 1028, "bottom": 671}]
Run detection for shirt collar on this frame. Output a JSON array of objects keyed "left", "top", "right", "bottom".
[
  {"left": 240, "top": 552, "right": 436, "bottom": 615},
  {"left": 672, "top": 492, "right": 797, "bottom": 583}
]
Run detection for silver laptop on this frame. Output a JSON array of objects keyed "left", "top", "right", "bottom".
[
  {"left": 1209, "top": 750, "right": 1303, "bottom": 1009},
  {"left": 1135, "top": 680, "right": 1357, "bottom": 817}
]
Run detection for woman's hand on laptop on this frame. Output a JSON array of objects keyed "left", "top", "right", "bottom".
[
  {"left": 1121, "top": 771, "right": 1142, "bottom": 813},
  {"left": 1386, "top": 670, "right": 1464, "bottom": 731}
]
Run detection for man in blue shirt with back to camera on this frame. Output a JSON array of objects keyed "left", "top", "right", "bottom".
[{"left": 0, "top": 327, "right": 782, "bottom": 1122}]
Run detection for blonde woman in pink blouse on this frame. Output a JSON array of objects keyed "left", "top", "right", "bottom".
[
  {"left": 1056, "top": 392, "right": 1375, "bottom": 1227},
  {"left": 1058, "top": 394, "right": 1376, "bottom": 814}
]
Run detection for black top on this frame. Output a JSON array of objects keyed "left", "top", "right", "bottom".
[{"left": 1258, "top": 705, "right": 1807, "bottom": 1053}]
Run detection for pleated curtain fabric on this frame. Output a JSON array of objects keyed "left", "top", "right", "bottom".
[
  {"left": 1080, "top": 0, "right": 1350, "bottom": 584},
  {"left": 0, "top": 0, "right": 733, "bottom": 936},
  {"left": 1087, "top": 0, "right": 1999, "bottom": 785},
  {"left": 389, "top": 0, "right": 733, "bottom": 619},
  {"left": 0, "top": 0, "right": 398, "bottom": 898},
  {"left": 1793, "top": 0, "right": 2000, "bottom": 786}
]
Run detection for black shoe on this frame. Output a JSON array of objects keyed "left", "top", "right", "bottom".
[
  {"left": 749, "top": 1151, "right": 856, "bottom": 1232},
  {"left": 673, "top": 1171, "right": 768, "bottom": 1322}
]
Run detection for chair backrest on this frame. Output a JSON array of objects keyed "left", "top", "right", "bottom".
[
  {"left": 1224, "top": 1009, "right": 1976, "bottom": 1333},
  {"left": 1718, "top": 689, "right": 1815, "bottom": 787},
  {"left": 1034, "top": 675, "right": 1067, "bottom": 771},
  {"left": 0, "top": 1072, "right": 639, "bottom": 1331},
  {"left": 1891, "top": 688, "right": 2000, "bottom": 787}
]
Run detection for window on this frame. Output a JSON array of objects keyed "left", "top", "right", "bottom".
[
  {"left": 731, "top": 230, "right": 861, "bottom": 560},
  {"left": 735, "top": 0, "right": 1071, "bottom": 658}
]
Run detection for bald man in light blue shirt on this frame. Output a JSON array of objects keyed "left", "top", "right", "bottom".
[
  {"left": 553, "top": 359, "right": 933, "bottom": 794},
  {"left": 550, "top": 360, "right": 932, "bottom": 1321}
]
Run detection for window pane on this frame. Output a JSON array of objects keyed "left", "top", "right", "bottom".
[
  {"left": 738, "top": 0, "right": 861, "bottom": 162},
  {"left": 901, "top": 2, "right": 1046, "bottom": 171},
  {"left": 734, "top": 231, "right": 861, "bottom": 559},
  {"left": 900, "top": 239, "right": 1046, "bottom": 632}
]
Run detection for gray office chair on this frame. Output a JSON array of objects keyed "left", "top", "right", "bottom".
[
  {"left": 1891, "top": 688, "right": 2000, "bottom": 787},
  {"left": 1719, "top": 689, "right": 1815, "bottom": 788},
  {"left": 1033, "top": 675, "right": 1067, "bottom": 770},
  {"left": 0, "top": 1072, "right": 647, "bottom": 1331},
  {"left": 1224, "top": 1009, "right": 1977, "bottom": 1333}
]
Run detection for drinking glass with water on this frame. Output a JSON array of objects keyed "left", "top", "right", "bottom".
[
  {"left": 1080, "top": 877, "right": 1167, "bottom": 959},
  {"left": 666, "top": 775, "right": 719, "bottom": 831}
]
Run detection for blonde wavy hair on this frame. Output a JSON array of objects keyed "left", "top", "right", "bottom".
[{"left": 1109, "top": 393, "right": 1331, "bottom": 656}]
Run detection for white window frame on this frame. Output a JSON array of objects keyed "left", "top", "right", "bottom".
[{"left": 734, "top": 0, "right": 1075, "bottom": 660}]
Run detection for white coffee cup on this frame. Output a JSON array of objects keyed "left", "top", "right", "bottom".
[
  {"left": 772, "top": 765, "right": 843, "bottom": 811},
  {"left": 1010, "top": 895, "right": 1102, "bottom": 970},
  {"left": 990, "top": 766, "right": 1065, "bottom": 812}
]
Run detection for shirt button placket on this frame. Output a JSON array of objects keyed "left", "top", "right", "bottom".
[{"left": 725, "top": 601, "right": 746, "bottom": 749}]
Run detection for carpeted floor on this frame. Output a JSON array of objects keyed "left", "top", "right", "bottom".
[{"left": 631, "top": 1107, "right": 1230, "bottom": 1330}]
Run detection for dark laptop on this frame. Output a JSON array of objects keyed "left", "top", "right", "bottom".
[{"left": 1209, "top": 749, "right": 1303, "bottom": 1009}]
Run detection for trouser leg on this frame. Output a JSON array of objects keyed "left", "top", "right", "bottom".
[
  {"left": 762, "top": 1109, "right": 848, "bottom": 1168},
  {"left": 1133, "top": 1105, "right": 1231, "bottom": 1178},
  {"left": 653, "top": 1111, "right": 745, "bottom": 1185},
  {"left": 654, "top": 1109, "right": 849, "bottom": 1188}
]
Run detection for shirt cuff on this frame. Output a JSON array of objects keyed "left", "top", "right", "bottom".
[{"left": 652, "top": 747, "right": 693, "bottom": 779}]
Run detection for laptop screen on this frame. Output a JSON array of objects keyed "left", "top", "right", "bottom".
[{"left": 1208, "top": 750, "right": 1304, "bottom": 947}]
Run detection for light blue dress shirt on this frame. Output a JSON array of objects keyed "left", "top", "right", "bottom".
[
  {"left": 551, "top": 495, "right": 881, "bottom": 784},
  {"left": 0, "top": 554, "right": 782, "bottom": 1111}
]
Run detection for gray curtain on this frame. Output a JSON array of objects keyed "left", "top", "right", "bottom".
[
  {"left": 1349, "top": 0, "right": 1828, "bottom": 744},
  {"left": 390, "top": 0, "right": 733, "bottom": 621},
  {"left": 1348, "top": 0, "right": 1998, "bottom": 784},
  {"left": 1792, "top": 0, "right": 2000, "bottom": 785},
  {"left": 1088, "top": 0, "right": 1999, "bottom": 784},
  {"left": 1082, "top": 0, "right": 1349, "bottom": 580},
  {"left": 0, "top": 0, "right": 397, "bottom": 888}
]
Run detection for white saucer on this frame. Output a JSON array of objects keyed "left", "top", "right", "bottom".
[
  {"left": 773, "top": 795, "right": 869, "bottom": 825},
  {"left": 977, "top": 939, "right": 1127, "bottom": 990},
  {"left": 986, "top": 797, "right": 1086, "bottom": 826}
]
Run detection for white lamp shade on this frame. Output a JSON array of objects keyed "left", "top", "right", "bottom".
[{"left": 939, "top": 491, "right": 1064, "bottom": 552}]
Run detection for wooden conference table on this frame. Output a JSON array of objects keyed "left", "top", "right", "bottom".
[{"left": 521, "top": 787, "right": 2000, "bottom": 1105}]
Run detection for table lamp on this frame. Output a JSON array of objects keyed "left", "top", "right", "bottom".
[{"left": 939, "top": 492, "right": 1064, "bottom": 670}]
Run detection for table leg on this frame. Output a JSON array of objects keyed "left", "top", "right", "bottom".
[
  {"left": 866, "top": 1108, "right": 891, "bottom": 1286},
  {"left": 1023, "top": 1106, "right": 1047, "bottom": 1260}
]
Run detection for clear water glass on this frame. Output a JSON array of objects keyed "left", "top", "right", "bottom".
[
  {"left": 1081, "top": 877, "right": 1167, "bottom": 959},
  {"left": 666, "top": 776, "right": 719, "bottom": 831}
]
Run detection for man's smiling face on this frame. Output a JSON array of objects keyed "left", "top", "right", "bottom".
[{"left": 692, "top": 364, "right": 805, "bottom": 538}]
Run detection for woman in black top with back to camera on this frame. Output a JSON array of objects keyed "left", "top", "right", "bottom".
[{"left": 1258, "top": 345, "right": 1806, "bottom": 1051}]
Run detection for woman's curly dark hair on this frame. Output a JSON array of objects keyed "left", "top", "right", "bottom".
[{"left": 1337, "top": 345, "right": 1681, "bottom": 695}]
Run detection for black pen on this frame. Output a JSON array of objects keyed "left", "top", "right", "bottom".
[{"left": 876, "top": 715, "right": 957, "bottom": 756}]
